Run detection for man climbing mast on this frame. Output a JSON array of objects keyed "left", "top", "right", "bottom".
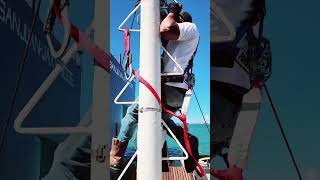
[
  {"left": 211, "top": 0, "right": 271, "bottom": 179},
  {"left": 110, "top": 0, "right": 202, "bottom": 175}
]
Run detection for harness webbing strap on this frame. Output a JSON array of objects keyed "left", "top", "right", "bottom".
[
  {"left": 125, "top": 30, "right": 205, "bottom": 177},
  {"left": 124, "top": 29, "right": 131, "bottom": 57},
  {"left": 52, "top": 0, "right": 109, "bottom": 72}
]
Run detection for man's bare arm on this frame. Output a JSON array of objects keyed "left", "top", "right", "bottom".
[{"left": 160, "top": 13, "right": 180, "bottom": 40}]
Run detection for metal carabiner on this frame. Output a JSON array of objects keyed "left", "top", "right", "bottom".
[
  {"left": 44, "top": 0, "right": 71, "bottom": 58},
  {"left": 123, "top": 53, "right": 133, "bottom": 81}
]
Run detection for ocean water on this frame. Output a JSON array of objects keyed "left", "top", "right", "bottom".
[{"left": 126, "top": 124, "right": 210, "bottom": 157}]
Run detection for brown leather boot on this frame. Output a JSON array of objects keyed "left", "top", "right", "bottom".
[{"left": 110, "top": 138, "right": 128, "bottom": 169}]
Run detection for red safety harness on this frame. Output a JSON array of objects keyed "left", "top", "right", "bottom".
[{"left": 124, "top": 30, "right": 205, "bottom": 177}]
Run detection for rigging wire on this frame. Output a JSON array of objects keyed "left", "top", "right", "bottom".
[
  {"left": 0, "top": 0, "right": 42, "bottom": 156},
  {"left": 193, "top": 89, "right": 210, "bottom": 134},
  {"left": 264, "top": 85, "right": 303, "bottom": 180},
  {"left": 258, "top": 7, "right": 303, "bottom": 179}
]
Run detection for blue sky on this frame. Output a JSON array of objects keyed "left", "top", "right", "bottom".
[{"left": 110, "top": 0, "right": 210, "bottom": 124}]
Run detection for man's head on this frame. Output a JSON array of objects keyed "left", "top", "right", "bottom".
[{"left": 179, "top": 11, "right": 192, "bottom": 23}]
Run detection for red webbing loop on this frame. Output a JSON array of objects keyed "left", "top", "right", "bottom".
[
  {"left": 181, "top": 114, "right": 204, "bottom": 176},
  {"left": 124, "top": 29, "right": 131, "bottom": 57},
  {"left": 132, "top": 70, "right": 162, "bottom": 106},
  {"left": 124, "top": 30, "right": 205, "bottom": 177},
  {"left": 251, "top": 79, "right": 264, "bottom": 88},
  {"left": 124, "top": 29, "right": 132, "bottom": 72},
  {"left": 52, "top": 0, "right": 109, "bottom": 72},
  {"left": 133, "top": 68, "right": 204, "bottom": 176}
]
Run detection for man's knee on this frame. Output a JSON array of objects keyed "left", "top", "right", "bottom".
[{"left": 123, "top": 103, "right": 139, "bottom": 123}]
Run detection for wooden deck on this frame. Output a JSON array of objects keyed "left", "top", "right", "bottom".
[{"left": 162, "top": 167, "right": 193, "bottom": 180}]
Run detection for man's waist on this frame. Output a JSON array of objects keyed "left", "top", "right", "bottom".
[
  {"left": 161, "top": 75, "right": 184, "bottom": 83},
  {"left": 164, "top": 82, "right": 189, "bottom": 90},
  {"left": 161, "top": 73, "right": 194, "bottom": 90},
  {"left": 211, "top": 65, "right": 250, "bottom": 90},
  {"left": 212, "top": 80, "right": 248, "bottom": 105}
]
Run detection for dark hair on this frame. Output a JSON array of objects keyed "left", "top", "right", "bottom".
[{"left": 179, "top": 11, "right": 192, "bottom": 23}]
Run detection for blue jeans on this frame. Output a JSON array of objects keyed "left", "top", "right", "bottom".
[{"left": 118, "top": 85, "right": 186, "bottom": 142}]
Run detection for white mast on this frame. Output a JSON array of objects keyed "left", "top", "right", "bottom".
[
  {"left": 137, "top": 0, "right": 162, "bottom": 179},
  {"left": 91, "top": 0, "right": 109, "bottom": 179}
]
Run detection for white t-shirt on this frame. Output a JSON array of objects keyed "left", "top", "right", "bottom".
[
  {"left": 211, "top": 0, "right": 254, "bottom": 89},
  {"left": 163, "top": 22, "right": 200, "bottom": 89}
]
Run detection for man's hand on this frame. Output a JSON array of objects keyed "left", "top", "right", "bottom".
[
  {"left": 210, "top": 165, "right": 244, "bottom": 180},
  {"left": 167, "top": 2, "right": 182, "bottom": 16}
]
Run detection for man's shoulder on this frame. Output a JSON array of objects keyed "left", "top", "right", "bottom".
[
  {"left": 177, "top": 22, "right": 199, "bottom": 36},
  {"left": 178, "top": 22, "right": 198, "bottom": 29}
]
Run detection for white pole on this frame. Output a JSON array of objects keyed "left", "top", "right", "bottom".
[
  {"left": 137, "top": 0, "right": 162, "bottom": 179},
  {"left": 91, "top": 0, "right": 109, "bottom": 179}
]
